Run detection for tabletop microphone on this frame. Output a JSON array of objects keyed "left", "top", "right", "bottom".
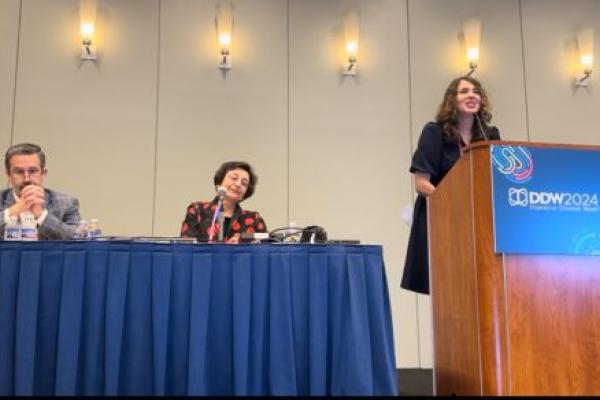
[
  {"left": 208, "top": 187, "right": 228, "bottom": 242},
  {"left": 216, "top": 187, "right": 227, "bottom": 242},
  {"left": 217, "top": 186, "right": 227, "bottom": 201}
]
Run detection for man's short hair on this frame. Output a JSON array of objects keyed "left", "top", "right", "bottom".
[{"left": 4, "top": 143, "right": 46, "bottom": 172}]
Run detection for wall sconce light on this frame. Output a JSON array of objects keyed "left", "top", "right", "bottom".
[
  {"left": 575, "top": 28, "right": 594, "bottom": 87},
  {"left": 79, "top": 0, "right": 98, "bottom": 60},
  {"left": 342, "top": 10, "right": 360, "bottom": 76},
  {"left": 216, "top": 3, "right": 233, "bottom": 70},
  {"left": 462, "top": 18, "right": 482, "bottom": 76},
  {"left": 344, "top": 41, "right": 358, "bottom": 76}
]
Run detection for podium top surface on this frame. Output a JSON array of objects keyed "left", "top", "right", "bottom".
[{"left": 466, "top": 140, "right": 600, "bottom": 152}]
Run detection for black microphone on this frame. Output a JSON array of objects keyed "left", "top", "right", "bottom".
[
  {"left": 217, "top": 186, "right": 227, "bottom": 202},
  {"left": 474, "top": 113, "right": 489, "bottom": 141}
]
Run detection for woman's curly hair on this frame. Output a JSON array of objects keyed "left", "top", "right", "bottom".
[{"left": 435, "top": 76, "right": 492, "bottom": 142}]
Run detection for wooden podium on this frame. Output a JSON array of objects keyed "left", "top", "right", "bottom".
[{"left": 428, "top": 141, "right": 600, "bottom": 396}]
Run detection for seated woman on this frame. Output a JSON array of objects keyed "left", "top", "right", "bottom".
[{"left": 180, "top": 161, "right": 267, "bottom": 243}]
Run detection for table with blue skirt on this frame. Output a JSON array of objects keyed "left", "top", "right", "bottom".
[{"left": 0, "top": 240, "right": 397, "bottom": 396}]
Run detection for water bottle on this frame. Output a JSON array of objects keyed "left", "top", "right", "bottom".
[
  {"left": 4, "top": 215, "right": 22, "bottom": 240},
  {"left": 20, "top": 212, "right": 38, "bottom": 241},
  {"left": 283, "top": 222, "right": 300, "bottom": 243},
  {"left": 74, "top": 220, "right": 88, "bottom": 239},
  {"left": 86, "top": 219, "right": 102, "bottom": 239}
]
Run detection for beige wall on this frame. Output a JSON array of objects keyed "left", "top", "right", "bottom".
[
  {"left": 12, "top": 0, "right": 159, "bottom": 235},
  {"left": 154, "top": 0, "right": 288, "bottom": 236},
  {"left": 0, "top": 0, "right": 20, "bottom": 188},
  {"left": 0, "top": 0, "right": 598, "bottom": 368},
  {"left": 522, "top": 0, "right": 600, "bottom": 144},
  {"left": 288, "top": 0, "right": 417, "bottom": 366}
]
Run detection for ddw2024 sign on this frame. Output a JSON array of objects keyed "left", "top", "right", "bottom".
[{"left": 491, "top": 145, "right": 600, "bottom": 255}]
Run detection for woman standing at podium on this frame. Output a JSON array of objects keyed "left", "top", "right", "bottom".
[
  {"left": 401, "top": 76, "right": 501, "bottom": 294},
  {"left": 180, "top": 161, "right": 267, "bottom": 243}
]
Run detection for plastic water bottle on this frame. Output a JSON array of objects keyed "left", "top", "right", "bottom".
[
  {"left": 86, "top": 219, "right": 101, "bottom": 239},
  {"left": 20, "top": 212, "right": 38, "bottom": 241},
  {"left": 4, "top": 215, "right": 21, "bottom": 240},
  {"left": 283, "top": 222, "right": 300, "bottom": 243},
  {"left": 74, "top": 220, "right": 88, "bottom": 239}
]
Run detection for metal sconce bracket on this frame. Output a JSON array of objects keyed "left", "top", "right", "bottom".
[
  {"left": 575, "top": 70, "right": 592, "bottom": 87},
  {"left": 81, "top": 39, "right": 97, "bottom": 60},
  {"left": 218, "top": 49, "right": 231, "bottom": 70},
  {"left": 343, "top": 57, "right": 357, "bottom": 76},
  {"left": 466, "top": 61, "right": 477, "bottom": 77}
]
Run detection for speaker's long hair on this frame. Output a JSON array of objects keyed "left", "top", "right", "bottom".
[{"left": 435, "top": 76, "right": 492, "bottom": 142}]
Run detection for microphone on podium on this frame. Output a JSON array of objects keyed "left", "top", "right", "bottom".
[{"left": 475, "top": 113, "right": 489, "bottom": 141}]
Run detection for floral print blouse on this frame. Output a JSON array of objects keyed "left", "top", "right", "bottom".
[{"left": 180, "top": 199, "right": 267, "bottom": 242}]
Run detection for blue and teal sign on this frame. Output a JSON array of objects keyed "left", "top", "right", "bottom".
[{"left": 491, "top": 145, "right": 600, "bottom": 255}]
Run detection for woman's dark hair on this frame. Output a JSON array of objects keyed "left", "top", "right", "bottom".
[
  {"left": 435, "top": 75, "right": 492, "bottom": 141},
  {"left": 213, "top": 161, "right": 258, "bottom": 200}
]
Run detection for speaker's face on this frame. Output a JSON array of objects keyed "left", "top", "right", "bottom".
[
  {"left": 221, "top": 168, "right": 250, "bottom": 203},
  {"left": 456, "top": 79, "right": 481, "bottom": 116}
]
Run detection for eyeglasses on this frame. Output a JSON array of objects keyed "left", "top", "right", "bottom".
[
  {"left": 225, "top": 172, "right": 249, "bottom": 188},
  {"left": 10, "top": 167, "right": 42, "bottom": 177}
]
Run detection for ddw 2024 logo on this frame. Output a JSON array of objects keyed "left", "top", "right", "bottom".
[
  {"left": 492, "top": 146, "right": 533, "bottom": 183},
  {"left": 508, "top": 187, "right": 599, "bottom": 208},
  {"left": 508, "top": 188, "right": 528, "bottom": 206}
]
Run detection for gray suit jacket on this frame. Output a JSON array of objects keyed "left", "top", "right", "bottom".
[{"left": 0, "top": 188, "right": 81, "bottom": 240}]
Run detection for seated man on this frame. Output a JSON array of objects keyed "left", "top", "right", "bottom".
[{"left": 0, "top": 143, "right": 80, "bottom": 240}]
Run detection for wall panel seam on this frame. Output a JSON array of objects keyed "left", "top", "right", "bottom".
[
  {"left": 286, "top": 0, "right": 290, "bottom": 224},
  {"left": 405, "top": 0, "right": 422, "bottom": 368},
  {"left": 9, "top": 0, "right": 23, "bottom": 147},
  {"left": 151, "top": 0, "right": 162, "bottom": 235},
  {"left": 518, "top": 0, "right": 530, "bottom": 141}
]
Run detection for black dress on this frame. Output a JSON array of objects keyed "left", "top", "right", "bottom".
[{"left": 401, "top": 121, "right": 500, "bottom": 294}]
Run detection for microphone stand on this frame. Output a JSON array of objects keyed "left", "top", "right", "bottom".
[
  {"left": 208, "top": 196, "right": 224, "bottom": 243},
  {"left": 217, "top": 204, "right": 225, "bottom": 242},
  {"left": 475, "top": 113, "right": 489, "bottom": 141},
  {"left": 209, "top": 187, "right": 227, "bottom": 243}
]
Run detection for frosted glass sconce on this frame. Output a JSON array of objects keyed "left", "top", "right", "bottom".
[
  {"left": 576, "top": 28, "right": 594, "bottom": 87},
  {"left": 216, "top": 3, "right": 233, "bottom": 70},
  {"left": 463, "top": 18, "right": 481, "bottom": 76},
  {"left": 80, "top": 0, "right": 98, "bottom": 60},
  {"left": 342, "top": 11, "right": 360, "bottom": 76}
]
